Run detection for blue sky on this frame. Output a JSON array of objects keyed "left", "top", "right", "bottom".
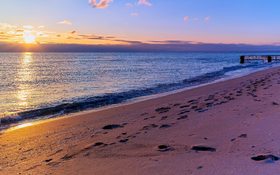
[{"left": 0, "top": 0, "right": 280, "bottom": 45}]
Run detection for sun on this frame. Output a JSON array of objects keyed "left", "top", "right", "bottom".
[{"left": 23, "top": 31, "right": 36, "bottom": 44}]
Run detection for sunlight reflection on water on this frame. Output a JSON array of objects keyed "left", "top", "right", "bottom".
[{"left": 16, "top": 52, "right": 34, "bottom": 107}]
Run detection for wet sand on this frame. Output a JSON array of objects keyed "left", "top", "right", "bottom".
[{"left": 2, "top": 67, "right": 280, "bottom": 175}]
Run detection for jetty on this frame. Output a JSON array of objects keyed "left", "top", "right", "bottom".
[{"left": 240, "top": 55, "right": 280, "bottom": 64}]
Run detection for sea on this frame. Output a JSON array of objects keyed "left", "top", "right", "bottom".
[{"left": 0, "top": 52, "right": 279, "bottom": 129}]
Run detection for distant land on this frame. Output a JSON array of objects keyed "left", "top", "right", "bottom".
[{"left": 1, "top": 41, "right": 280, "bottom": 52}]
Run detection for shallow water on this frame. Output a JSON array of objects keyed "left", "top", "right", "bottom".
[{"left": 0, "top": 52, "right": 278, "bottom": 126}]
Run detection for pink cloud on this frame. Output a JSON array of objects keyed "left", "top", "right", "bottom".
[
  {"left": 204, "top": 16, "right": 211, "bottom": 22},
  {"left": 125, "top": 3, "right": 134, "bottom": 8},
  {"left": 138, "top": 0, "right": 152, "bottom": 6},
  {"left": 89, "top": 0, "right": 152, "bottom": 9},
  {"left": 131, "top": 12, "right": 139, "bottom": 16},
  {"left": 183, "top": 16, "right": 189, "bottom": 22},
  {"left": 89, "top": 0, "right": 113, "bottom": 8}
]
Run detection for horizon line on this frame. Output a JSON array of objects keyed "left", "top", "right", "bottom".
[{"left": 1, "top": 42, "right": 280, "bottom": 52}]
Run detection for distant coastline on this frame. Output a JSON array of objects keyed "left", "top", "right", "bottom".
[{"left": 2, "top": 42, "right": 280, "bottom": 52}]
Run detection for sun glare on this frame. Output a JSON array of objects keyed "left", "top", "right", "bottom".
[{"left": 23, "top": 31, "right": 36, "bottom": 44}]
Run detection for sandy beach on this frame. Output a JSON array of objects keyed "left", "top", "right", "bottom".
[{"left": 1, "top": 66, "right": 280, "bottom": 175}]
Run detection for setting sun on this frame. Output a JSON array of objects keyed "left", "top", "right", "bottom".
[{"left": 23, "top": 31, "right": 36, "bottom": 44}]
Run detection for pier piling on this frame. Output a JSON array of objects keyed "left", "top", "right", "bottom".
[{"left": 240, "top": 56, "right": 245, "bottom": 64}]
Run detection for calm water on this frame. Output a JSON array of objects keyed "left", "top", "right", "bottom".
[{"left": 0, "top": 52, "right": 278, "bottom": 127}]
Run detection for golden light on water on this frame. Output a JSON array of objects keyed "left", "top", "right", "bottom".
[
  {"left": 16, "top": 52, "right": 34, "bottom": 107},
  {"left": 22, "top": 52, "right": 33, "bottom": 64},
  {"left": 17, "top": 89, "right": 29, "bottom": 106}
]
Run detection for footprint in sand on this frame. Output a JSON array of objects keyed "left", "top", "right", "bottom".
[
  {"left": 157, "top": 145, "right": 174, "bottom": 152},
  {"left": 141, "top": 124, "right": 158, "bottom": 131},
  {"left": 119, "top": 139, "right": 129, "bottom": 143},
  {"left": 102, "top": 124, "right": 123, "bottom": 130},
  {"left": 159, "top": 124, "right": 172, "bottom": 129},
  {"left": 251, "top": 155, "right": 279, "bottom": 162},
  {"left": 177, "top": 115, "right": 188, "bottom": 120},
  {"left": 191, "top": 145, "right": 216, "bottom": 152},
  {"left": 155, "top": 107, "right": 171, "bottom": 114},
  {"left": 160, "top": 116, "right": 168, "bottom": 120}
]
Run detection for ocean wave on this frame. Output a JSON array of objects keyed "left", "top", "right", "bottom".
[{"left": 0, "top": 63, "right": 265, "bottom": 127}]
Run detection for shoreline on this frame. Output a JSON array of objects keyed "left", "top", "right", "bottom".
[
  {"left": 2, "top": 66, "right": 280, "bottom": 174},
  {"left": 1, "top": 63, "right": 277, "bottom": 131}
]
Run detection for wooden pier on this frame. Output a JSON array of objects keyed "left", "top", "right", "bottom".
[{"left": 240, "top": 55, "right": 280, "bottom": 64}]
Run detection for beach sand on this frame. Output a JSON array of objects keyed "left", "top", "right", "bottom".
[{"left": 2, "top": 67, "right": 280, "bottom": 175}]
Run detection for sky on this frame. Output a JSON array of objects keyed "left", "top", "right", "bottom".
[{"left": 1, "top": 0, "right": 280, "bottom": 51}]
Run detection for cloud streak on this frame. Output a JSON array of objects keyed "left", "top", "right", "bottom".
[
  {"left": 0, "top": 23, "right": 17, "bottom": 30},
  {"left": 58, "top": 20, "right": 72, "bottom": 25},
  {"left": 183, "top": 16, "right": 211, "bottom": 23}
]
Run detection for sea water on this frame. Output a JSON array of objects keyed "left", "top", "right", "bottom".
[{"left": 0, "top": 52, "right": 278, "bottom": 127}]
